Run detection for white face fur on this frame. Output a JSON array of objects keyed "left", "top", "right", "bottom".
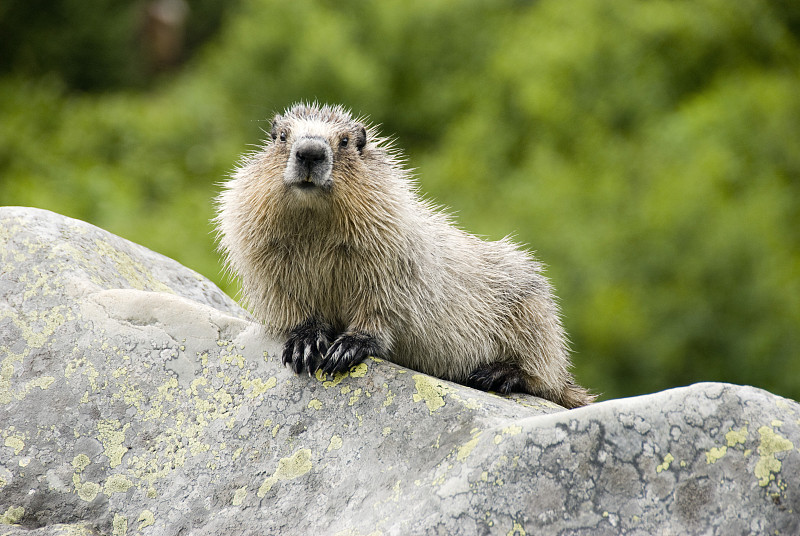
[{"left": 269, "top": 111, "right": 368, "bottom": 204}]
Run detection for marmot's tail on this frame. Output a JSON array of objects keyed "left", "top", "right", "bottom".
[{"left": 557, "top": 382, "right": 597, "bottom": 409}]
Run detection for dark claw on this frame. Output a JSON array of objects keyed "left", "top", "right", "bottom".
[
  {"left": 320, "top": 332, "right": 382, "bottom": 374},
  {"left": 281, "top": 318, "right": 334, "bottom": 375},
  {"left": 316, "top": 336, "right": 330, "bottom": 359},
  {"left": 303, "top": 344, "right": 315, "bottom": 374},
  {"left": 292, "top": 340, "right": 304, "bottom": 374},
  {"left": 467, "top": 363, "right": 527, "bottom": 394}
]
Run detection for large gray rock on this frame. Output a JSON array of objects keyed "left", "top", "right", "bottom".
[{"left": 1, "top": 206, "right": 798, "bottom": 535}]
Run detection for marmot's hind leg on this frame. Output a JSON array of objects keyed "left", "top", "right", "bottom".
[
  {"left": 467, "top": 363, "right": 528, "bottom": 394},
  {"left": 467, "top": 362, "right": 595, "bottom": 409}
]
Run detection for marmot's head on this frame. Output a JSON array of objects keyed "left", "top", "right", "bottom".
[
  {"left": 220, "top": 101, "right": 412, "bottom": 243},
  {"left": 266, "top": 103, "right": 371, "bottom": 200}
]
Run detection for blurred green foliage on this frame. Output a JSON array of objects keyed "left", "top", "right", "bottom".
[
  {"left": 1, "top": 0, "right": 798, "bottom": 401},
  {"left": 0, "top": 0, "right": 235, "bottom": 90}
]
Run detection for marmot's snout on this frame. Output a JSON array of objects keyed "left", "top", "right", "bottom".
[{"left": 285, "top": 136, "right": 333, "bottom": 190}]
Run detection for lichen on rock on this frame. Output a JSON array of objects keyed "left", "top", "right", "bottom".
[{"left": 0, "top": 207, "right": 798, "bottom": 535}]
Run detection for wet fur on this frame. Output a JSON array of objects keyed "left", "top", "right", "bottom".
[{"left": 215, "top": 103, "right": 594, "bottom": 408}]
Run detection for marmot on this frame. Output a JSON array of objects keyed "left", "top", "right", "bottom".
[{"left": 215, "top": 102, "right": 594, "bottom": 408}]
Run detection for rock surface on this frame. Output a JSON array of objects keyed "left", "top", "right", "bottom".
[{"left": 1, "top": 206, "right": 798, "bottom": 536}]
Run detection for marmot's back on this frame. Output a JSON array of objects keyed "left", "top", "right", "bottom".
[{"left": 215, "top": 102, "right": 593, "bottom": 408}]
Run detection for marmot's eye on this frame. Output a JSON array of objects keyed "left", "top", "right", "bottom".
[
  {"left": 279, "top": 131, "right": 287, "bottom": 142},
  {"left": 340, "top": 136, "right": 349, "bottom": 148}
]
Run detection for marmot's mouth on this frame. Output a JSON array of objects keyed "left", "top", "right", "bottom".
[
  {"left": 284, "top": 168, "right": 333, "bottom": 192},
  {"left": 296, "top": 180, "right": 316, "bottom": 190}
]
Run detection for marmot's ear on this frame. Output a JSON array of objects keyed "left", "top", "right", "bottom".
[
  {"left": 355, "top": 125, "right": 367, "bottom": 153},
  {"left": 269, "top": 114, "right": 282, "bottom": 141}
]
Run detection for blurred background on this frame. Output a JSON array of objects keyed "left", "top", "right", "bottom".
[{"left": 1, "top": 0, "right": 798, "bottom": 402}]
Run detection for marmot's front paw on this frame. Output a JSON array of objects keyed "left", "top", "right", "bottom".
[
  {"left": 282, "top": 319, "right": 334, "bottom": 375},
  {"left": 320, "top": 332, "right": 382, "bottom": 374}
]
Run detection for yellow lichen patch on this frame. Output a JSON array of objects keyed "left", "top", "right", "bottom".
[
  {"left": 0, "top": 346, "right": 56, "bottom": 405},
  {"left": 350, "top": 363, "right": 368, "bottom": 377},
  {"left": 383, "top": 388, "right": 395, "bottom": 407},
  {"left": 449, "top": 391, "right": 482, "bottom": 410},
  {"left": 506, "top": 519, "right": 526, "bottom": 536},
  {"left": 494, "top": 425, "right": 523, "bottom": 445},
  {"left": 320, "top": 370, "right": 350, "bottom": 389},
  {"left": 94, "top": 239, "right": 173, "bottom": 294},
  {"left": 137, "top": 510, "right": 155, "bottom": 531},
  {"left": 97, "top": 419, "right": 130, "bottom": 468},
  {"left": 243, "top": 376, "right": 277, "bottom": 399},
  {"left": 4, "top": 434, "right": 25, "bottom": 455},
  {"left": 755, "top": 424, "right": 794, "bottom": 487},
  {"left": 382, "top": 427, "right": 391, "bottom": 437},
  {"left": 65, "top": 357, "right": 100, "bottom": 392},
  {"left": 6, "top": 306, "right": 70, "bottom": 349},
  {"left": 73, "top": 475, "right": 100, "bottom": 502},
  {"left": 457, "top": 432, "right": 482, "bottom": 462},
  {"left": 72, "top": 454, "right": 91, "bottom": 472},
  {"left": 257, "top": 448, "right": 313, "bottom": 497},
  {"left": 725, "top": 426, "right": 748, "bottom": 447},
  {"left": 7, "top": 375, "right": 56, "bottom": 404},
  {"left": 21, "top": 266, "right": 54, "bottom": 301},
  {"left": 308, "top": 399, "right": 323, "bottom": 410},
  {"left": 412, "top": 375, "right": 452, "bottom": 414},
  {"left": 656, "top": 453, "right": 674, "bottom": 473},
  {"left": 109, "top": 374, "right": 146, "bottom": 411},
  {"left": 535, "top": 399, "right": 562, "bottom": 410},
  {"left": 0, "top": 353, "right": 22, "bottom": 405},
  {"left": 112, "top": 513, "right": 128, "bottom": 536},
  {"left": 0, "top": 505, "right": 24, "bottom": 525},
  {"left": 104, "top": 474, "right": 133, "bottom": 495},
  {"left": 213, "top": 387, "right": 234, "bottom": 407},
  {"left": 349, "top": 388, "right": 363, "bottom": 406},
  {"left": 705, "top": 446, "right": 727, "bottom": 464},
  {"left": 328, "top": 435, "right": 343, "bottom": 452},
  {"left": 387, "top": 480, "right": 402, "bottom": 503},
  {"left": 232, "top": 486, "right": 248, "bottom": 506},
  {"left": 134, "top": 410, "right": 197, "bottom": 470},
  {"left": 223, "top": 352, "right": 246, "bottom": 369}
]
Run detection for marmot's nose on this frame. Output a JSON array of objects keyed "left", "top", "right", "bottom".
[{"left": 295, "top": 138, "right": 328, "bottom": 167}]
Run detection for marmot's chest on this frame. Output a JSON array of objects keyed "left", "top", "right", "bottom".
[{"left": 265, "top": 239, "right": 368, "bottom": 313}]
